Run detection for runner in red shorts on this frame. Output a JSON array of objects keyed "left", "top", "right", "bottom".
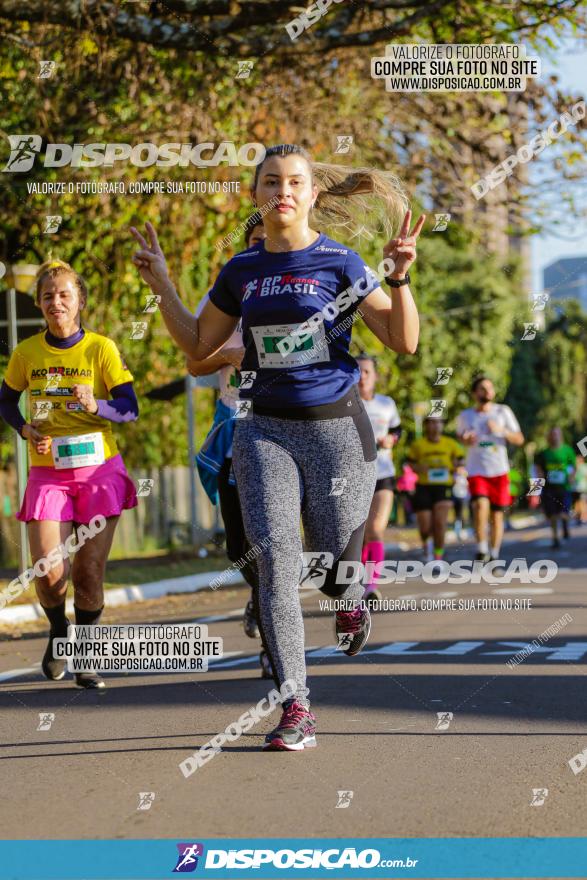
[{"left": 456, "top": 376, "right": 524, "bottom": 566}]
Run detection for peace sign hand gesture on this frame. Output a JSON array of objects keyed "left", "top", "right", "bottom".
[
  {"left": 130, "top": 222, "right": 172, "bottom": 294},
  {"left": 383, "top": 210, "right": 426, "bottom": 278}
]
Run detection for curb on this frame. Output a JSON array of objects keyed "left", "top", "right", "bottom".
[{"left": 1, "top": 569, "right": 245, "bottom": 626}]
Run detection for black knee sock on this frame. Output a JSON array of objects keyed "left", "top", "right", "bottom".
[
  {"left": 73, "top": 606, "right": 104, "bottom": 683},
  {"left": 74, "top": 605, "right": 104, "bottom": 627},
  {"left": 41, "top": 601, "right": 69, "bottom": 636}
]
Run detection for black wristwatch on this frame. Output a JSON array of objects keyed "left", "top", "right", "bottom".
[{"left": 385, "top": 273, "right": 410, "bottom": 288}]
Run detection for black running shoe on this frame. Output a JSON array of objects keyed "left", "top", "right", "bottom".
[
  {"left": 259, "top": 649, "right": 273, "bottom": 680},
  {"left": 42, "top": 622, "right": 70, "bottom": 681},
  {"left": 335, "top": 605, "right": 371, "bottom": 656},
  {"left": 243, "top": 598, "right": 260, "bottom": 639},
  {"left": 475, "top": 551, "right": 491, "bottom": 563},
  {"left": 74, "top": 672, "right": 106, "bottom": 690},
  {"left": 264, "top": 701, "right": 317, "bottom": 751}
]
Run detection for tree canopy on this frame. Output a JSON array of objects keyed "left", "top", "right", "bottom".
[{"left": 1, "top": 0, "right": 584, "bottom": 55}]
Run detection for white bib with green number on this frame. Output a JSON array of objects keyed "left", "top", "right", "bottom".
[
  {"left": 428, "top": 467, "right": 450, "bottom": 484},
  {"left": 251, "top": 322, "right": 329, "bottom": 368},
  {"left": 548, "top": 470, "right": 566, "bottom": 485},
  {"left": 51, "top": 432, "right": 105, "bottom": 470}
]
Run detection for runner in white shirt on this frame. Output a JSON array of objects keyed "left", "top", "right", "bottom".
[
  {"left": 456, "top": 375, "right": 524, "bottom": 564},
  {"left": 357, "top": 354, "right": 401, "bottom": 605}
]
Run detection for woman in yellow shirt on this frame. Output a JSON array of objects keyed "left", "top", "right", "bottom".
[
  {"left": 0, "top": 260, "right": 138, "bottom": 689},
  {"left": 407, "top": 417, "right": 464, "bottom": 562}
]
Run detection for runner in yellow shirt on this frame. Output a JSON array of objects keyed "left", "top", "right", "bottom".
[
  {"left": 0, "top": 259, "right": 138, "bottom": 689},
  {"left": 407, "top": 417, "right": 464, "bottom": 562}
]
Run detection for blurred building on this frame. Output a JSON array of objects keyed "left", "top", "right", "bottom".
[{"left": 543, "top": 257, "right": 587, "bottom": 308}]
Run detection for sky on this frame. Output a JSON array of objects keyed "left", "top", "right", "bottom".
[{"left": 531, "top": 36, "right": 587, "bottom": 291}]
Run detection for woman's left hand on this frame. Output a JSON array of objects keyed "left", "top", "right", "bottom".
[
  {"left": 383, "top": 210, "right": 426, "bottom": 278},
  {"left": 72, "top": 384, "right": 98, "bottom": 414}
]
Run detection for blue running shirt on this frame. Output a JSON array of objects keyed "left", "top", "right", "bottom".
[{"left": 208, "top": 233, "right": 381, "bottom": 407}]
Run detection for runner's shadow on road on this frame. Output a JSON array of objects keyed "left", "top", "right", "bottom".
[{"left": 0, "top": 732, "right": 275, "bottom": 760}]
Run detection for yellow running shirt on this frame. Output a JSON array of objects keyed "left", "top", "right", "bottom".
[
  {"left": 407, "top": 436, "right": 464, "bottom": 486},
  {"left": 4, "top": 330, "right": 133, "bottom": 466}
]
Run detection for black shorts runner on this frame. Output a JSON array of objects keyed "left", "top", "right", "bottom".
[
  {"left": 413, "top": 484, "right": 453, "bottom": 512},
  {"left": 541, "top": 486, "right": 572, "bottom": 517},
  {"left": 375, "top": 476, "right": 395, "bottom": 492}
]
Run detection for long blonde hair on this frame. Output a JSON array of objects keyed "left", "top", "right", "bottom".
[{"left": 253, "top": 144, "right": 408, "bottom": 239}]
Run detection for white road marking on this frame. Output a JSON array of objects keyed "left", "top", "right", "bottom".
[
  {"left": 3, "top": 629, "right": 586, "bottom": 683},
  {"left": 0, "top": 568, "right": 582, "bottom": 686}
]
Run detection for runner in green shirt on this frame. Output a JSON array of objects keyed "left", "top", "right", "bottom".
[{"left": 535, "top": 427, "right": 576, "bottom": 548}]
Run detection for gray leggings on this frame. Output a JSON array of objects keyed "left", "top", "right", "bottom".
[{"left": 232, "top": 403, "right": 377, "bottom": 704}]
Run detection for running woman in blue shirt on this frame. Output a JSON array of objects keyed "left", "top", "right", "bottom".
[
  {"left": 131, "top": 144, "right": 424, "bottom": 751},
  {"left": 190, "top": 218, "right": 274, "bottom": 679}
]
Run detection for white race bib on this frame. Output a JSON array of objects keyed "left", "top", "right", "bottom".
[
  {"left": 251, "top": 322, "right": 329, "bottom": 368},
  {"left": 51, "top": 432, "right": 105, "bottom": 469},
  {"left": 428, "top": 467, "right": 450, "bottom": 483}
]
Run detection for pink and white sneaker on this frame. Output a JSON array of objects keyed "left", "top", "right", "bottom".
[
  {"left": 335, "top": 605, "right": 371, "bottom": 656},
  {"left": 264, "top": 701, "right": 317, "bottom": 751}
]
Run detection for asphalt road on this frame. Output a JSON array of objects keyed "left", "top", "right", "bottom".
[{"left": 1, "top": 523, "right": 587, "bottom": 850}]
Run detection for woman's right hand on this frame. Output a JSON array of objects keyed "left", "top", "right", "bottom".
[
  {"left": 130, "top": 222, "right": 172, "bottom": 293},
  {"left": 21, "top": 424, "right": 51, "bottom": 455}
]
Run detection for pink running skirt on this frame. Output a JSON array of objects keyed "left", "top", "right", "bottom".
[{"left": 17, "top": 454, "right": 138, "bottom": 524}]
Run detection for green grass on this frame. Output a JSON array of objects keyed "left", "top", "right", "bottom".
[{"left": 103, "top": 554, "right": 226, "bottom": 588}]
